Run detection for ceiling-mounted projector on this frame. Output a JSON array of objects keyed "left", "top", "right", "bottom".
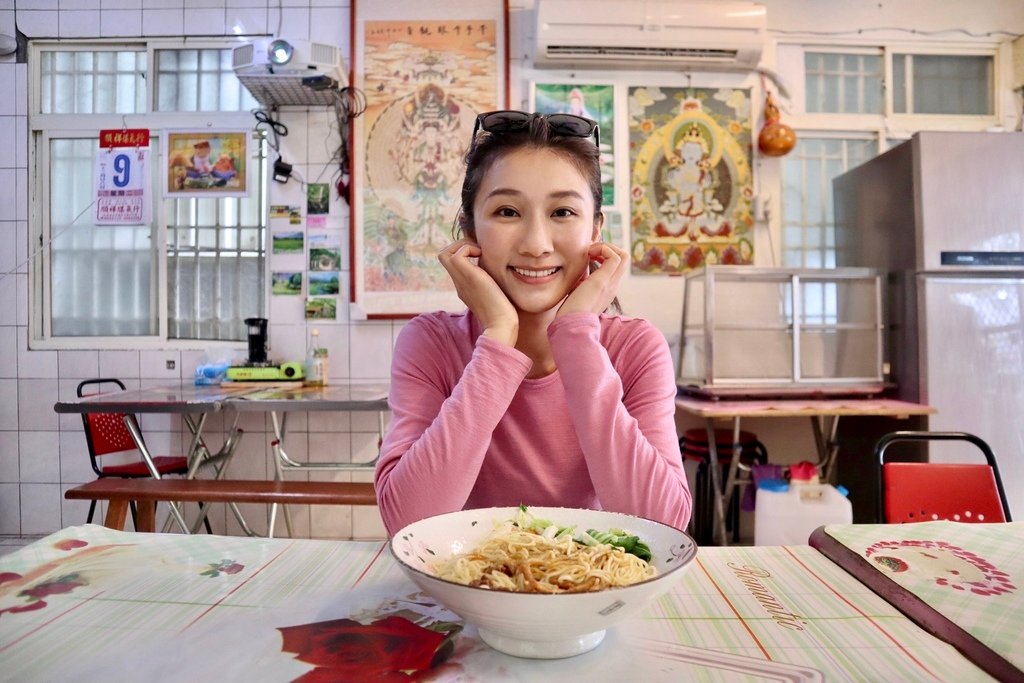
[{"left": 232, "top": 37, "right": 348, "bottom": 107}]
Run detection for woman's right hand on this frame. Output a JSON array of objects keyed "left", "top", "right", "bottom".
[{"left": 438, "top": 239, "right": 519, "bottom": 346}]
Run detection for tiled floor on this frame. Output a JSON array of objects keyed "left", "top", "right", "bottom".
[{"left": 0, "top": 536, "right": 47, "bottom": 557}]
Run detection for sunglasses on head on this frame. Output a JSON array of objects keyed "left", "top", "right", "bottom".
[{"left": 471, "top": 110, "right": 600, "bottom": 149}]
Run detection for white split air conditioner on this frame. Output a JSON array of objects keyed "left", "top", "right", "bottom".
[
  {"left": 232, "top": 38, "right": 348, "bottom": 107},
  {"left": 534, "top": 0, "right": 766, "bottom": 71}
]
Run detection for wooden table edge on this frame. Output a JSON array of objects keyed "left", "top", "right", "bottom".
[{"left": 675, "top": 398, "right": 936, "bottom": 419}]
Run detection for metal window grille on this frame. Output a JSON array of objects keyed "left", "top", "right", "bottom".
[
  {"left": 40, "top": 49, "right": 147, "bottom": 114},
  {"left": 155, "top": 48, "right": 258, "bottom": 112},
  {"left": 893, "top": 54, "right": 993, "bottom": 115},
  {"left": 804, "top": 52, "right": 883, "bottom": 114},
  {"left": 166, "top": 143, "right": 267, "bottom": 341},
  {"left": 34, "top": 44, "right": 265, "bottom": 343},
  {"left": 781, "top": 137, "right": 877, "bottom": 323}
]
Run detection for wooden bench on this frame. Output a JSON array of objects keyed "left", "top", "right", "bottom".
[{"left": 65, "top": 478, "right": 378, "bottom": 532}]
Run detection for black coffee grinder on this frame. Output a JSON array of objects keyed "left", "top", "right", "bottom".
[{"left": 245, "top": 317, "right": 270, "bottom": 365}]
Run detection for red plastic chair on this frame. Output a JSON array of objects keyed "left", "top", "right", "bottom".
[
  {"left": 77, "top": 379, "right": 193, "bottom": 528},
  {"left": 875, "top": 431, "right": 1011, "bottom": 524}
]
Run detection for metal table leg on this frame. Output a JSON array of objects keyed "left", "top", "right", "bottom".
[
  {"left": 703, "top": 418, "right": 730, "bottom": 546},
  {"left": 123, "top": 414, "right": 190, "bottom": 534},
  {"left": 135, "top": 411, "right": 256, "bottom": 536},
  {"left": 269, "top": 411, "right": 295, "bottom": 539},
  {"left": 183, "top": 414, "right": 257, "bottom": 535},
  {"left": 720, "top": 417, "right": 746, "bottom": 543},
  {"left": 267, "top": 408, "right": 386, "bottom": 538},
  {"left": 811, "top": 415, "right": 841, "bottom": 482}
]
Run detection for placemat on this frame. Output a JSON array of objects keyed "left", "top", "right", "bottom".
[{"left": 812, "top": 521, "right": 1023, "bottom": 682}]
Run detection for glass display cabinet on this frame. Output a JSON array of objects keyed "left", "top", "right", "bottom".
[{"left": 677, "top": 266, "right": 888, "bottom": 397}]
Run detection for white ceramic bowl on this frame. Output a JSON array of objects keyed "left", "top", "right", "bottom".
[{"left": 389, "top": 506, "right": 697, "bottom": 659}]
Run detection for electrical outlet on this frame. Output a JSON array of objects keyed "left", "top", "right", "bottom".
[
  {"left": 753, "top": 193, "right": 770, "bottom": 222},
  {"left": 166, "top": 360, "right": 176, "bottom": 370}
]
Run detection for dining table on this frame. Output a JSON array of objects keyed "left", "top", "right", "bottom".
[
  {"left": 2, "top": 520, "right": 1016, "bottom": 682},
  {"left": 675, "top": 394, "right": 936, "bottom": 545},
  {"left": 53, "top": 381, "right": 391, "bottom": 536},
  {"left": 53, "top": 383, "right": 253, "bottom": 533},
  {"left": 227, "top": 383, "right": 391, "bottom": 537}
]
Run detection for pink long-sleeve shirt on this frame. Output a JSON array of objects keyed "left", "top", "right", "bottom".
[{"left": 374, "top": 310, "right": 692, "bottom": 535}]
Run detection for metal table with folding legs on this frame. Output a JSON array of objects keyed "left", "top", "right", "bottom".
[
  {"left": 55, "top": 383, "right": 252, "bottom": 534},
  {"left": 675, "top": 395, "right": 935, "bottom": 546},
  {"left": 224, "top": 382, "right": 390, "bottom": 538}
]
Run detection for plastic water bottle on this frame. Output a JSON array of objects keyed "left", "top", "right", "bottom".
[{"left": 305, "top": 328, "right": 328, "bottom": 387}]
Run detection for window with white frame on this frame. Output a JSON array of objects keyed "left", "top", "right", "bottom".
[
  {"left": 778, "top": 43, "right": 1002, "bottom": 324},
  {"left": 30, "top": 40, "right": 265, "bottom": 348},
  {"left": 804, "top": 51, "right": 884, "bottom": 114},
  {"left": 780, "top": 45, "right": 1000, "bottom": 270},
  {"left": 781, "top": 136, "right": 878, "bottom": 270},
  {"left": 891, "top": 54, "right": 993, "bottom": 115}
]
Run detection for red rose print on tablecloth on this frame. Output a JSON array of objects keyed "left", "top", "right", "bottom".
[
  {"left": 200, "top": 559, "right": 245, "bottom": 578},
  {"left": 53, "top": 539, "right": 89, "bottom": 551},
  {"left": 0, "top": 572, "right": 88, "bottom": 618},
  {"left": 279, "top": 615, "right": 461, "bottom": 682}
]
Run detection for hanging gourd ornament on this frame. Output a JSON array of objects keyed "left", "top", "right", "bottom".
[{"left": 758, "top": 92, "right": 796, "bottom": 157}]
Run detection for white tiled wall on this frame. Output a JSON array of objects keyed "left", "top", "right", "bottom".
[
  {"left": 8, "top": 0, "right": 1020, "bottom": 539},
  {"left": 0, "top": 0, "right": 390, "bottom": 540}
]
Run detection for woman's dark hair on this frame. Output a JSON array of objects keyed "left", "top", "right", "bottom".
[{"left": 456, "top": 116, "right": 603, "bottom": 239}]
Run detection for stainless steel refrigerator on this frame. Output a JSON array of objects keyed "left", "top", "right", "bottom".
[{"left": 834, "top": 131, "right": 1024, "bottom": 520}]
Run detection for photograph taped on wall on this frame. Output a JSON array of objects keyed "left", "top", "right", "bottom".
[
  {"left": 272, "top": 272, "right": 302, "bottom": 296},
  {"left": 628, "top": 87, "right": 754, "bottom": 275},
  {"left": 309, "top": 232, "right": 343, "bottom": 271},
  {"left": 531, "top": 83, "right": 615, "bottom": 206},
  {"left": 163, "top": 130, "right": 251, "bottom": 198},
  {"left": 350, "top": 0, "right": 509, "bottom": 318}
]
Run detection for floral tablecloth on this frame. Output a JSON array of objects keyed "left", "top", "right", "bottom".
[{"left": 0, "top": 524, "right": 997, "bottom": 682}]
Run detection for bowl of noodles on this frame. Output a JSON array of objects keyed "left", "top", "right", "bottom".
[{"left": 389, "top": 506, "right": 696, "bottom": 659}]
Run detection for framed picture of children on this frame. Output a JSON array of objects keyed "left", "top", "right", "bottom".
[{"left": 162, "top": 130, "right": 251, "bottom": 197}]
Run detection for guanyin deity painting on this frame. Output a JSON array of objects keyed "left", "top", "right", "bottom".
[{"left": 629, "top": 89, "right": 754, "bottom": 275}]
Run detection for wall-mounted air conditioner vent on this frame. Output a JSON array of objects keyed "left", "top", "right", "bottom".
[
  {"left": 535, "top": 0, "right": 766, "bottom": 71},
  {"left": 545, "top": 45, "right": 741, "bottom": 63}
]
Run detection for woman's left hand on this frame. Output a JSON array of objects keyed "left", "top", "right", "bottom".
[{"left": 557, "top": 241, "right": 628, "bottom": 317}]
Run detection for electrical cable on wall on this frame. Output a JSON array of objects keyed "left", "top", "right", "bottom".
[
  {"left": 329, "top": 86, "right": 366, "bottom": 205},
  {"left": 254, "top": 108, "right": 292, "bottom": 183},
  {"left": 0, "top": 200, "right": 97, "bottom": 285},
  {"left": 769, "top": 27, "right": 1024, "bottom": 38}
]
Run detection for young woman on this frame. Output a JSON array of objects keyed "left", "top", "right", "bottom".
[{"left": 374, "top": 111, "right": 691, "bottom": 535}]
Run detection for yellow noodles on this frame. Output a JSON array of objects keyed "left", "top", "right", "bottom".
[{"left": 433, "top": 523, "right": 656, "bottom": 593}]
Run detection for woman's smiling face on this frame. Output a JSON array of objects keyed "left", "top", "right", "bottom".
[{"left": 471, "top": 147, "right": 600, "bottom": 316}]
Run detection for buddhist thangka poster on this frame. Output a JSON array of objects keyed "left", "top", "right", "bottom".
[
  {"left": 628, "top": 87, "right": 753, "bottom": 275},
  {"left": 351, "top": 1, "right": 507, "bottom": 317}
]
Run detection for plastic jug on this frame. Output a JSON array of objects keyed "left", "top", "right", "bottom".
[{"left": 754, "top": 482, "right": 852, "bottom": 546}]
